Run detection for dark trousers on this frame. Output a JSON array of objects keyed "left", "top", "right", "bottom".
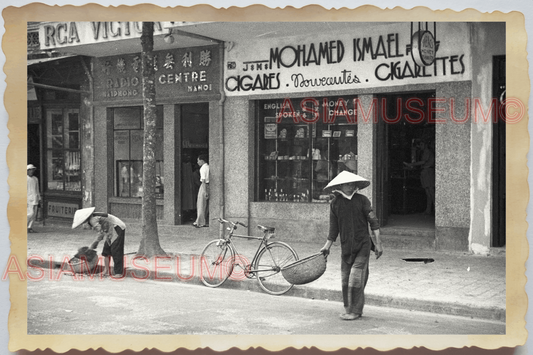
[
  {"left": 101, "top": 226, "right": 125, "bottom": 275},
  {"left": 341, "top": 251, "right": 370, "bottom": 315}
]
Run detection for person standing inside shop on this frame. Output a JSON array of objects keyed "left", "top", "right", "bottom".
[
  {"left": 193, "top": 154, "right": 209, "bottom": 228},
  {"left": 320, "top": 171, "right": 383, "bottom": 321},
  {"left": 27, "top": 164, "right": 41, "bottom": 233},
  {"left": 404, "top": 140, "right": 435, "bottom": 215},
  {"left": 72, "top": 207, "right": 127, "bottom": 277}
]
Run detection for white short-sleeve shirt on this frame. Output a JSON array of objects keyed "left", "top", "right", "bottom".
[{"left": 200, "top": 163, "right": 209, "bottom": 184}]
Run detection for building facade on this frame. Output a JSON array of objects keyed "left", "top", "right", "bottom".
[{"left": 29, "top": 21, "right": 506, "bottom": 254}]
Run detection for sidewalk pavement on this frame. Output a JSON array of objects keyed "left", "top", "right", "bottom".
[{"left": 26, "top": 219, "right": 506, "bottom": 322}]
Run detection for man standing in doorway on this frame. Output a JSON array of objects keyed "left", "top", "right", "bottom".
[
  {"left": 193, "top": 154, "right": 209, "bottom": 228},
  {"left": 27, "top": 164, "right": 41, "bottom": 233},
  {"left": 405, "top": 140, "right": 435, "bottom": 215}
]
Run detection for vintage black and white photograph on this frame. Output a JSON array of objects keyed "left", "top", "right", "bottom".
[{"left": 4, "top": 3, "right": 530, "bottom": 353}]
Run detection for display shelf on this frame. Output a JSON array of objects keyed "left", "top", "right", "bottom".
[{"left": 258, "top": 97, "right": 358, "bottom": 203}]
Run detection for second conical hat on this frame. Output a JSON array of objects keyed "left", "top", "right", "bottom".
[
  {"left": 72, "top": 207, "right": 95, "bottom": 229},
  {"left": 324, "top": 171, "right": 370, "bottom": 190}
]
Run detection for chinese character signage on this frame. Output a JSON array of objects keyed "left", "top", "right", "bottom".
[{"left": 94, "top": 45, "right": 220, "bottom": 101}]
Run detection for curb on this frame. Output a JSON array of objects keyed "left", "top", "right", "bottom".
[{"left": 29, "top": 254, "right": 506, "bottom": 323}]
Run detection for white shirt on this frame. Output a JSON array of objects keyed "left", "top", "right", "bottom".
[
  {"left": 106, "top": 214, "right": 126, "bottom": 230},
  {"left": 200, "top": 163, "right": 209, "bottom": 184},
  {"left": 27, "top": 175, "right": 40, "bottom": 205}
]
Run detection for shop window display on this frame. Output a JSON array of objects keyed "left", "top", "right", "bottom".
[
  {"left": 45, "top": 109, "right": 81, "bottom": 192},
  {"left": 257, "top": 96, "right": 358, "bottom": 203},
  {"left": 113, "top": 106, "right": 164, "bottom": 199}
]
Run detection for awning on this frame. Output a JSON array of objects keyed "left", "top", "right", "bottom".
[{"left": 27, "top": 54, "right": 76, "bottom": 66}]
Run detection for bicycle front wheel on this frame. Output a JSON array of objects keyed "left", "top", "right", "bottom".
[
  {"left": 200, "top": 239, "right": 235, "bottom": 288},
  {"left": 255, "top": 242, "right": 298, "bottom": 295}
]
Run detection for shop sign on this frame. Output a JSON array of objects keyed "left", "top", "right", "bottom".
[
  {"left": 411, "top": 30, "right": 436, "bottom": 66},
  {"left": 39, "top": 22, "right": 173, "bottom": 49},
  {"left": 28, "top": 106, "right": 42, "bottom": 123},
  {"left": 224, "top": 22, "right": 470, "bottom": 96},
  {"left": 47, "top": 202, "right": 79, "bottom": 218},
  {"left": 94, "top": 45, "right": 220, "bottom": 101}
]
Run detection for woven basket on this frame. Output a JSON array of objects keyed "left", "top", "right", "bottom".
[
  {"left": 68, "top": 257, "right": 99, "bottom": 274},
  {"left": 281, "top": 252, "right": 327, "bottom": 285}
]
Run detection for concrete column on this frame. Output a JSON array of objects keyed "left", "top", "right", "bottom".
[
  {"left": 163, "top": 104, "right": 180, "bottom": 225},
  {"left": 468, "top": 22, "right": 506, "bottom": 254},
  {"left": 93, "top": 106, "right": 111, "bottom": 212},
  {"left": 223, "top": 97, "right": 250, "bottom": 221},
  {"left": 80, "top": 75, "right": 94, "bottom": 209},
  {"left": 357, "top": 94, "right": 375, "bottom": 204},
  {"left": 435, "top": 82, "right": 472, "bottom": 251}
]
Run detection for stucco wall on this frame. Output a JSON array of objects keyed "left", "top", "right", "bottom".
[
  {"left": 249, "top": 202, "right": 329, "bottom": 243},
  {"left": 469, "top": 22, "right": 506, "bottom": 254}
]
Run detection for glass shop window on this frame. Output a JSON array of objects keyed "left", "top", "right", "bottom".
[
  {"left": 45, "top": 108, "right": 81, "bottom": 192},
  {"left": 257, "top": 96, "right": 358, "bottom": 203},
  {"left": 113, "top": 106, "right": 164, "bottom": 199}
]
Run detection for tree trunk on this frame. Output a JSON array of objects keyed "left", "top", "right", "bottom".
[{"left": 137, "top": 22, "right": 166, "bottom": 257}]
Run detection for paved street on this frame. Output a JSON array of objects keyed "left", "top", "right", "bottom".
[
  {"left": 27, "top": 270, "right": 504, "bottom": 335},
  {"left": 27, "top": 223, "right": 507, "bottom": 322}
]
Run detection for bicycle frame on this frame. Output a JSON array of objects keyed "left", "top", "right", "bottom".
[
  {"left": 221, "top": 222, "right": 276, "bottom": 276},
  {"left": 201, "top": 218, "right": 298, "bottom": 295}
]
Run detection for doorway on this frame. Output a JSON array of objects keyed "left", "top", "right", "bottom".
[
  {"left": 374, "top": 92, "right": 436, "bottom": 229},
  {"left": 492, "top": 55, "right": 506, "bottom": 247},
  {"left": 28, "top": 124, "right": 41, "bottom": 170},
  {"left": 180, "top": 103, "right": 209, "bottom": 224},
  {"left": 28, "top": 123, "right": 42, "bottom": 220}
]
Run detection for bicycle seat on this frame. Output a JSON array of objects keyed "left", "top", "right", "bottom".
[{"left": 257, "top": 225, "right": 275, "bottom": 233}]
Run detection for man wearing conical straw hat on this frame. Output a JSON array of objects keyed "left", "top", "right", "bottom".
[{"left": 320, "top": 171, "right": 383, "bottom": 321}]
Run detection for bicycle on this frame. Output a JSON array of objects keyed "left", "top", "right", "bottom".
[{"left": 200, "top": 218, "right": 299, "bottom": 295}]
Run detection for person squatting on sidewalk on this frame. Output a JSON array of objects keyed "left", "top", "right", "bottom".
[
  {"left": 27, "top": 164, "right": 41, "bottom": 233},
  {"left": 320, "top": 171, "right": 383, "bottom": 321},
  {"left": 72, "top": 207, "right": 126, "bottom": 277}
]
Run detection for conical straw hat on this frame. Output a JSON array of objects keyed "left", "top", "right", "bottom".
[
  {"left": 72, "top": 207, "right": 95, "bottom": 229},
  {"left": 324, "top": 171, "right": 370, "bottom": 190}
]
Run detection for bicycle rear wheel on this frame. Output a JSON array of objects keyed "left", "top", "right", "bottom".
[
  {"left": 200, "top": 240, "right": 235, "bottom": 287},
  {"left": 255, "top": 241, "right": 298, "bottom": 295}
]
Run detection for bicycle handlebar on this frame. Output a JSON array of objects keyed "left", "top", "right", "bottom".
[{"left": 217, "top": 218, "right": 248, "bottom": 228}]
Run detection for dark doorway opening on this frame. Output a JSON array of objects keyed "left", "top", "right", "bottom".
[
  {"left": 28, "top": 124, "right": 41, "bottom": 170},
  {"left": 180, "top": 103, "right": 209, "bottom": 224},
  {"left": 28, "top": 123, "right": 43, "bottom": 222},
  {"left": 374, "top": 92, "right": 436, "bottom": 229},
  {"left": 492, "top": 55, "right": 506, "bottom": 247}
]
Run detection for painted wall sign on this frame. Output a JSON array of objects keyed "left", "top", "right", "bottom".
[
  {"left": 93, "top": 45, "right": 220, "bottom": 101},
  {"left": 224, "top": 22, "right": 471, "bottom": 96},
  {"left": 47, "top": 202, "right": 79, "bottom": 218}
]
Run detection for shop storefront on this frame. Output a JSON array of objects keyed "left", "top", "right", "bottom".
[
  {"left": 27, "top": 54, "right": 88, "bottom": 221},
  {"left": 221, "top": 22, "right": 506, "bottom": 253},
  {"left": 33, "top": 21, "right": 506, "bottom": 252},
  {"left": 92, "top": 45, "right": 221, "bottom": 225},
  {"left": 35, "top": 21, "right": 222, "bottom": 225}
]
